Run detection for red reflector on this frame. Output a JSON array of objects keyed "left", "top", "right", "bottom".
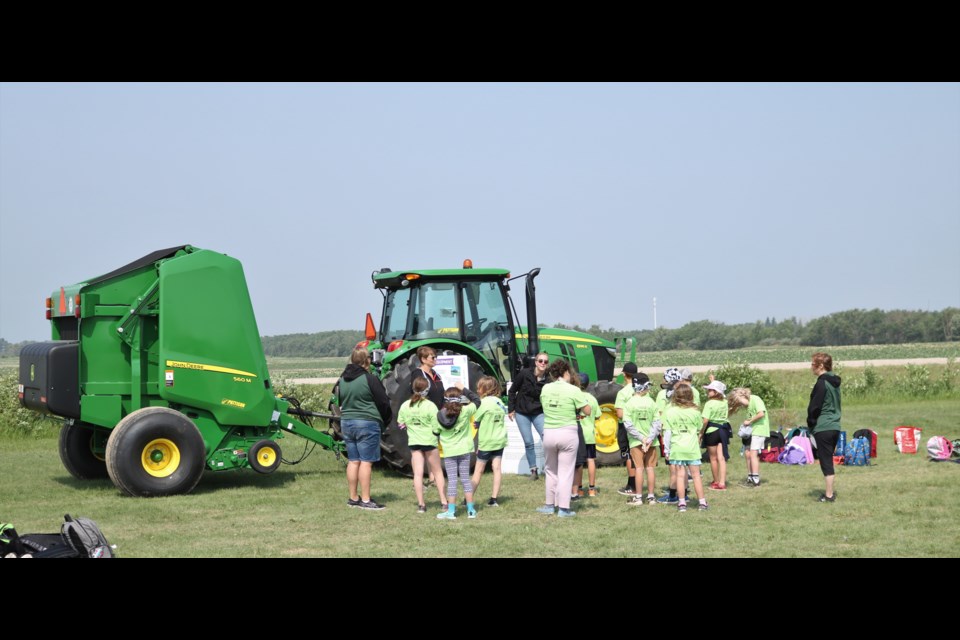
[
  {"left": 46, "top": 310, "right": 52, "bottom": 320},
  {"left": 356, "top": 340, "right": 370, "bottom": 349},
  {"left": 18, "top": 393, "right": 24, "bottom": 400},
  {"left": 59, "top": 287, "right": 66, "bottom": 314},
  {"left": 387, "top": 340, "right": 404, "bottom": 352},
  {"left": 75, "top": 306, "right": 81, "bottom": 318}
]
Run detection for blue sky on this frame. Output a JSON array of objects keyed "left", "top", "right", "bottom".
[{"left": 1, "top": 83, "right": 958, "bottom": 341}]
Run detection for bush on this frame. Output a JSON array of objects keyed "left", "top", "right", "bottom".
[
  {"left": 711, "top": 362, "right": 785, "bottom": 409},
  {"left": 898, "top": 364, "right": 932, "bottom": 396},
  {"left": 847, "top": 363, "right": 883, "bottom": 397}
]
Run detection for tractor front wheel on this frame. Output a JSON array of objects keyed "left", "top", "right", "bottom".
[
  {"left": 587, "top": 380, "right": 626, "bottom": 467},
  {"left": 105, "top": 407, "right": 206, "bottom": 497},
  {"left": 59, "top": 420, "right": 109, "bottom": 480}
]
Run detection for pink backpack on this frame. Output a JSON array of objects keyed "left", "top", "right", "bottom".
[
  {"left": 791, "top": 433, "right": 816, "bottom": 464},
  {"left": 927, "top": 436, "right": 953, "bottom": 460}
]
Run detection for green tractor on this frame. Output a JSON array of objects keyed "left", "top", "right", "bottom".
[
  {"left": 18, "top": 246, "right": 345, "bottom": 497},
  {"left": 349, "top": 261, "right": 625, "bottom": 474}
]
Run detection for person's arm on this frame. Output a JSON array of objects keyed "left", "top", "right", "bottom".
[
  {"left": 623, "top": 419, "right": 641, "bottom": 441},
  {"left": 367, "top": 372, "right": 393, "bottom": 425},
  {"left": 459, "top": 386, "right": 481, "bottom": 408},
  {"left": 807, "top": 377, "right": 826, "bottom": 429},
  {"left": 507, "top": 371, "right": 524, "bottom": 416}
]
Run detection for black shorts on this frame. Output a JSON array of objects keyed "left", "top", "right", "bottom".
[
  {"left": 576, "top": 424, "right": 587, "bottom": 468},
  {"left": 814, "top": 430, "right": 841, "bottom": 476},
  {"left": 409, "top": 445, "right": 437, "bottom": 452},
  {"left": 476, "top": 448, "right": 504, "bottom": 462},
  {"left": 585, "top": 444, "right": 597, "bottom": 460},
  {"left": 702, "top": 430, "right": 724, "bottom": 447}
]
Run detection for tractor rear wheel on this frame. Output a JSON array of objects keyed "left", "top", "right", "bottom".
[
  {"left": 380, "top": 353, "right": 486, "bottom": 476},
  {"left": 59, "top": 420, "right": 109, "bottom": 480},
  {"left": 105, "top": 407, "right": 206, "bottom": 497},
  {"left": 249, "top": 440, "right": 282, "bottom": 474},
  {"left": 587, "top": 380, "right": 626, "bottom": 467}
]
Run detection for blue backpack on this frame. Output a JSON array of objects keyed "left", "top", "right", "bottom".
[{"left": 844, "top": 437, "right": 870, "bottom": 467}]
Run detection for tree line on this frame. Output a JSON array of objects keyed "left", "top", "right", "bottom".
[{"left": 2, "top": 308, "right": 957, "bottom": 358}]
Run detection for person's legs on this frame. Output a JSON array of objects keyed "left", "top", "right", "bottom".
[
  {"left": 491, "top": 456, "right": 502, "bottom": 499},
  {"left": 471, "top": 459, "right": 487, "bottom": 495},
  {"left": 814, "top": 430, "right": 840, "bottom": 499},
  {"left": 346, "top": 461, "right": 360, "bottom": 501},
  {"left": 426, "top": 449, "right": 446, "bottom": 503},
  {"left": 676, "top": 463, "right": 687, "bottom": 502},
  {"left": 358, "top": 462, "right": 373, "bottom": 502},
  {"left": 515, "top": 413, "right": 539, "bottom": 473},
  {"left": 411, "top": 451, "right": 426, "bottom": 506},
  {"left": 556, "top": 427, "right": 579, "bottom": 511},
  {"left": 543, "top": 428, "right": 560, "bottom": 507}
]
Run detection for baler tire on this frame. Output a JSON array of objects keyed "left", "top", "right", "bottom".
[
  {"left": 249, "top": 440, "right": 282, "bottom": 474},
  {"left": 105, "top": 407, "right": 206, "bottom": 497},
  {"left": 59, "top": 420, "right": 109, "bottom": 480}
]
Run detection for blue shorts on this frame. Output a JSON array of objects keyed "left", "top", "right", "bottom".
[
  {"left": 341, "top": 419, "right": 381, "bottom": 463},
  {"left": 477, "top": 448, "right": 504, "bottom": 462},
  {"left": 669, "top": 459, "right": 701, "bottom": 466}
]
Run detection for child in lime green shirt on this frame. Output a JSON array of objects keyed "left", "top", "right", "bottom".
[
  {"left": 728, "top": 387, "right": 769, "bottom": 488},
  {"left": 662, "top": 385, "right": 708, "bottom": 512},
  {"left": 436, "top": 385, "right": 481, "bottom": 519},
  {"left": 623, "top": 373, "right": 660, "bottom": 505},
  {"left": 471, "top": 376, "right": 508, "bottom": 507},
  {"left": 700, "top": 378, "right": 730, "bottom": 490},
  {"left": 573, "top": 373, "right": 601, "bottom": 497},
  {"left": 397, "top": 376, "right": 446, "bottom": 513}
]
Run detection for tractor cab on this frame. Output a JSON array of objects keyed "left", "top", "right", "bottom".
[{"left": 366, "top": 262, "right": 525, "bottom": 383}]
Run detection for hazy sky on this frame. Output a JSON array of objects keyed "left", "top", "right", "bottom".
[{"left": 1, "top": 83, "right": 958, "bottom": 342}]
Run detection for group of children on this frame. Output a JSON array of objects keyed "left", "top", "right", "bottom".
[
  {"left": 397, "top": 375, "right": 508, "bottom": 519},
  {"left": 396, "top": 363, "right": 770, "bottom": 517},
  {"left": 614, "top": 365, "right": 771, "bottom": 512}
]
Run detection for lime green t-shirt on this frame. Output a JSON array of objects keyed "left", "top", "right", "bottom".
[
  {"left": 747, "top": 395, "right": 770, "bottom": 438},
  {"left": 438, "top": 403, "right": 477, "bottom": 458},
  {"left": 397, "top": 399, "right": 440, "bottom": 448},
  {"left": 662, "top": 405, "right": 703, "bottom": 461},
  {"left": 579, "top": 392, "right": 600, "bottom": 445},
  {"left": 701, "top": 399, "right": 728, "bottom": 434},
  {"left": 541, "top": 380, "right": 588, "bottom": 429},
  {"left": 656, "top": 384, "right": 701, "bottom": 414},
  {"left": 615, "top": 384, "right": 634, "bottom": 415},
  {"left": 474, "top": 396, "right": 508, "bottom": 452},
  {"left": 624, "top": 394, "right": 658, "bottom": 449}
]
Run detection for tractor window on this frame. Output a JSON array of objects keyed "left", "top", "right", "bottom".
[
  {"left": 382, "top": 288, "right": 412, "bottom": 341},
  {"left": 462, "top": 282, "right": 509, "bottom": 345},
  {"left": 409, "top": 282, "right": 460, "bottom": 340}
]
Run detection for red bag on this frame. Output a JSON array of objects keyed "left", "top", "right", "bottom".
[
  {"left": 895, "top": 426, "right": 923, "bottom": 454},
  {"left": 760, "top": 447, "right": 783, "bottom": 463},
  {"left": 833, "top": 455, "right": 845, "bottom": 466},
  {"left": 853, "top": 429, "right": 878, "bottom": 458}
]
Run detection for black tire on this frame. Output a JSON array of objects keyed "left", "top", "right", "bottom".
[
  {"left": 59, "top": 420, "right": 109, "bottom": 480},
  {"left": 249, "top": 440, "right": 282, "bottom": 474},
  {"left": 105, "top": 407, "right": 206, "bottom": 497},
  {"left": 380, "top": 353, "right": 486, "bottom": 476}
]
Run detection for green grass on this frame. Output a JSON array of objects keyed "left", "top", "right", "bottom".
[{"left": 2, "top": 400, "right": 958, "bottom": 557}]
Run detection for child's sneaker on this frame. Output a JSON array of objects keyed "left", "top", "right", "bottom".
[
  {"left": 698, "top": 502, "right": 709, "bottom": 511},
  {"left": 657, "top": 494, "right": 679, "bottom": 504},
  {"left": 437, "top": 510, "right": 457, "bottom": 520},
  {"left": 468, "top": 509, "right": 478, "bottom": 519},
  {"left": 417, "top": 504, "right": 427, "bottom": 514},
  {"left": 358, "top": 500, "right": 385, "bottom": 510},
  {"left": 536, "top": 505, "right": 556, "bottom": 515},
  {"left": 617, "top": 486, "right": 636, "bottom": 496},
  {"left": 487, "top": 498, "right": 499, "bottom": 507},
  {"left": 628, "top": 495, "right": 644, "bottom": 505},
  {"left": 347, "top": 498, "right": 362, "bottom": 508},
  {"left": 646, "top": 495, "right": 658, "bottom": 505},
  {"left": 557, "top": 508, "right": 576, "bottom": 518},
  {"left": 587, "top": 487, "right": 598, "bottom": 497},
  {"left": 677, "top": 502, "right": 687, "bottom": 513},
  {"left": 818, "top": 493, "right": 836, "bottom": 503},
  {"left": 709, "top": 481, "right": 720, "bottom": 490},
  {"left": 577, "top": 488, "right": 585, "bottom": 497}
]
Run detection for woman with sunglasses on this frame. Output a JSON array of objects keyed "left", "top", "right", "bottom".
[
  {"left": 508, "top": 352, "right": 550, "bottom": 480},
  {"left": 412, "top": 346, "right": 446, "bottom": 409}
]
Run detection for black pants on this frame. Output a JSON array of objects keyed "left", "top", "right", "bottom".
[{"left": 814, "top": 430, "right": 840, "bottom": 476}]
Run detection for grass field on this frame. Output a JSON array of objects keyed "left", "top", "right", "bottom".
[{"left": 2, "top": 400, "right": 957, "bottom": 558}]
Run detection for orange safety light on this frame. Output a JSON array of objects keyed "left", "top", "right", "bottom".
[
  {"left": 45, "top": 297, "right": 53, "bottom": 320},
  {"left": 463, "top": 259, "right": 473, "bottom": 269},
  {"left": 404, "top": 274, "right": 420, "bottom": 281},
  {"left": 364, "top": 313, "right": 377, "bottom": 341},
  {"left": 356, "top": 340, "right": 370, "bottom": 349}
]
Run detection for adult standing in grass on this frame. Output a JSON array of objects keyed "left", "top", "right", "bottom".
[
  {"left": 339, "top": 347, "right": 392, "bottom": 510},
  {"left": 508, "top": 352, "right": 550, "bottom": 480},
  {"left": 808, "top": 352, "right": 842, "bottom": 503},
  {"left": 536, "top": 359, "right": 592, "bottom": 518}
]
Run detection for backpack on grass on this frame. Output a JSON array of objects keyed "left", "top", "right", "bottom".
[
  {"left": 843, "top": 437, "right": 870, "bottom": 467},
  {"left": 852, "top": 429, "right": 878, "bottom": 458},
  {"left": 1, "top": 515, "right": 113, "bottom": 559}
]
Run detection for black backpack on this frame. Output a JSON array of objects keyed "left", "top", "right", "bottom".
[
  {"left": 764, "top": 432, "right": 786, "bottom": 450},
  {"left": 1, "top": 515, "right": 113, "bottom": 558}
]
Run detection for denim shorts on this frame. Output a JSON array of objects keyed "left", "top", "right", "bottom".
[
  {"left": 477, "top": 448, "right": 504, "bottom": 462},
  {"left": 341, "top": 419, "right": 381, "bottom": 463},
  {"left": 669, "top": 459, "right": 702, "bottom": 466}
]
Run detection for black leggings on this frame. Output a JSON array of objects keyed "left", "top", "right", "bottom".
[{"left": 814, "top": 430, "right": 840, "bottom": 476}]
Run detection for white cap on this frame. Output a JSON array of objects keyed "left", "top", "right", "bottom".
[{"left": 703, "top": 380, "right": 727, "bottom": 397}]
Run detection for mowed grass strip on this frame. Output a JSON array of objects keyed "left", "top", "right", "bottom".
[{"left": 1, "top": 401, "right": 957, "bottom": 558}]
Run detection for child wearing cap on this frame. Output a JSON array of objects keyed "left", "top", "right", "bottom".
[
  {"left": 398, "top": 377, "right": 446, "bottom": 513},
  {"left": 700, "top": 376, "right": 730, "bottom": 491},
  {"left": 662, "top": 385, "right": 708, "bottom": 512},
  {"left": 655, "top": 367, "right": 682, "bottom": 504},
  {"left": 471, "top": 376, "right": 508, "bottom": 507},
  {"left": 616, "top": 363, "right": 640, "bottom": 496},
  {"left": 623, "top": 373, "right": 660, "bottom": 505},
  {"left": 728, "top": 387, "right": 769, "bottom": 487},
  {"left": 571, "top": 373, "right": 601, "bottom": 499},
  {"left": 435, "top": 385, "right": 481, "bottom": 519}
]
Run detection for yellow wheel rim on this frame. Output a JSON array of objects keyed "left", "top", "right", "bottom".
[
  {"left": 595, "top": 404, "right": 621, "bottom": 453},
  {"left": 257, "top": 446, "right": 278, "bottom": 468},
  {"left": 141, "top": 438, "right": 181, "bottom": 478}
]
